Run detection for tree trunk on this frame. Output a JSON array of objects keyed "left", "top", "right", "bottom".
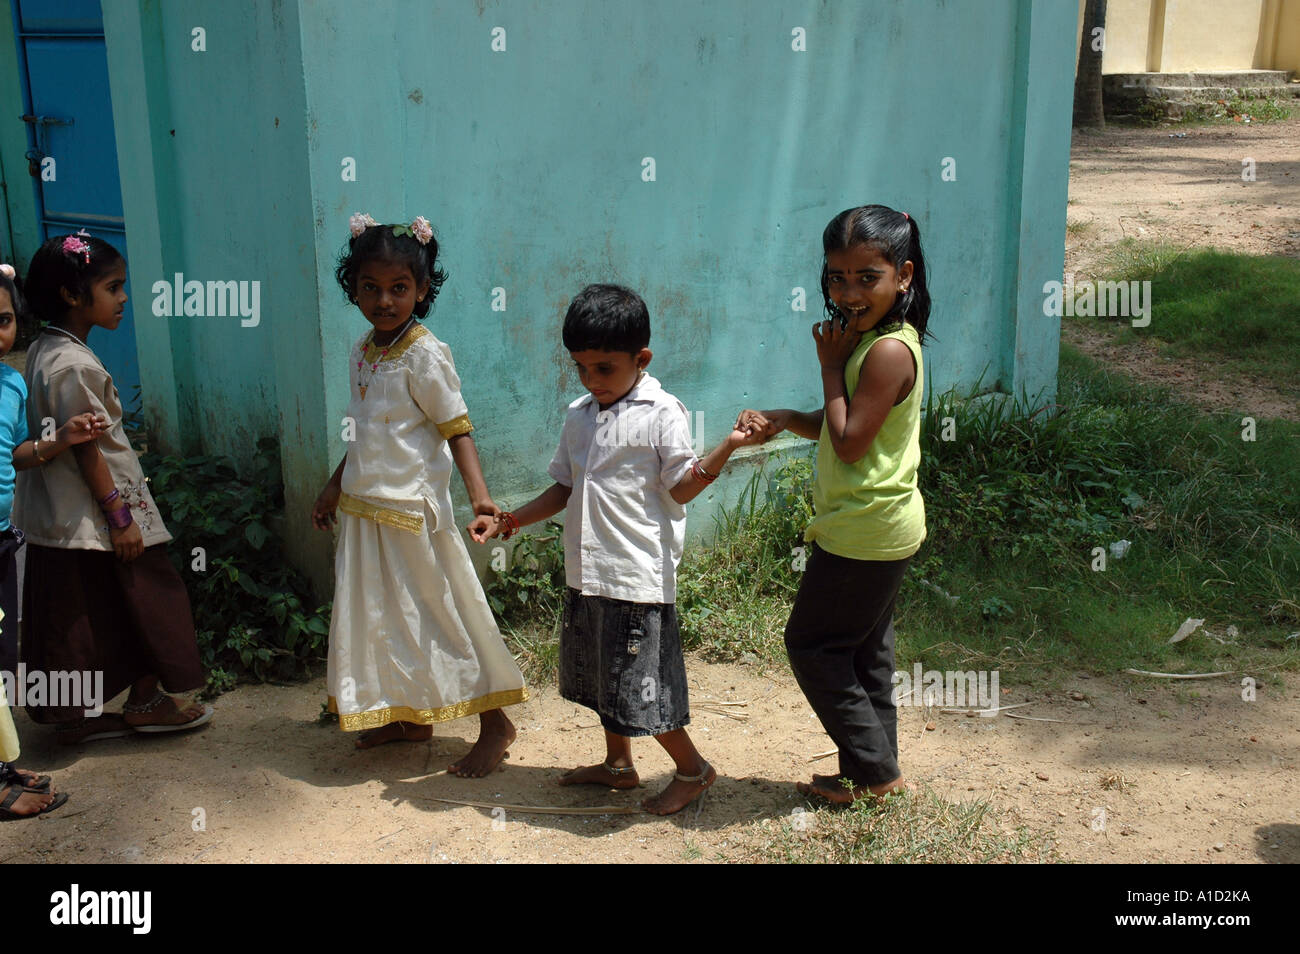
[{"left": 1074, "top": 0, "right": 1108, "bottom": 128}]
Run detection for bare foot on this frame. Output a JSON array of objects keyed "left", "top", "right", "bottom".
[
  {"left": 0, "top": 784, "right": 60, "bottom": 818},
  {"left": 642, "top": 762, "right": 716, "bottom": 815},
  {"left": 448, "top": 715, "right": 516, "bottom": 778},
  {"left": 558, "top": 762, "right": 640, "bottom": 789},
  {"left": 354, "top": 720, "right": 433, "bottom": 750},
  {"left": 796, "top": 773, "right": 914, "bottom": 804}
]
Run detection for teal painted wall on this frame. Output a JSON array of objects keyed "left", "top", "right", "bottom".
[{"left": 101, "top": 0, "right": 1076, "bottom": 592}]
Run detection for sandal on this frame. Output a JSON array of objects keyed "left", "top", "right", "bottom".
[
  {"left": 123, "top": 692, "right": 214, "bottom": 734},
  {"left": 56, "top": 713, "right": 134, "bottom": 746},
  {"left": 0, "top": 765, "right": 51, "bottom": 792},
  {"left": 0, "top": 784, "right": 69, "bottom": 821}
]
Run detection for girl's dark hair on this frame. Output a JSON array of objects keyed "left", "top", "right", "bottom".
[
  {"left": 820, "top": 205, "right": 932, "bottom": 342},
  {"left": 561, "top": 283, "right": 650, "bottom": 354},
  {"left": 0, "top": 267, "right": 24, "bottom": 323},
  {"left": 335, "top": 222, "right": 447, "bottom": 319},
  {"left": 24, "top": 233, "right": 125, "bottom": 323}
]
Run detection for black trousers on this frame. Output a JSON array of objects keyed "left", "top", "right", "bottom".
[
  {"left": 784, "top": 542, "right": 911, "bottom": 787},
  {"left": 0, "top": 528, "right": 23, "bottom": 679}
]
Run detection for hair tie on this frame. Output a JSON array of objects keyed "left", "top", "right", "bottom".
[
  {"left": 349, "top": 212, "right": 434, "bottom": 246},
  {"left": 902, "top": 211, "right": 910, "bottom": 221},
  {"left": 62, "top": 232, "right": 92, "bottom": 265}
]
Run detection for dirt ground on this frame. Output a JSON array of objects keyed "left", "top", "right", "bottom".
[
  {"left": 6, "top": 663, "right": 1298, "bottom": 864},
  {"left": 1063, "top": 113, "right": 1300, "bottom": 421},
  {"left": 5, "top": 118, "right": 1299, "bottom": 864}
]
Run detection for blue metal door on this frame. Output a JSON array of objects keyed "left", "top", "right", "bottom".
[{"left": 12, "top": 0, "right": 139, "bottom": 412}]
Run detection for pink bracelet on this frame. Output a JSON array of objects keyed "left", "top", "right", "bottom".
[{"left": 105, "top": 503, "right": 133, "bottom": 530}]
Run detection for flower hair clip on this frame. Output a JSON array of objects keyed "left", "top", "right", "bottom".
[
  {"left": 0, "top": 263, "right": 14, "bottom": 280},
  {"left": 392, "top": 216, "right": 433, "bottom": 246},
  {"left": 62, "top": 229, "right": 92, "bottom": 264},
  {"left": 349, "top": 212, "right": 379, "bottom": 237}
]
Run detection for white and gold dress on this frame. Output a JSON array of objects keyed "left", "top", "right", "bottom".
[{"left": 325, "top": 323, "right": 527, "bottom": 731}]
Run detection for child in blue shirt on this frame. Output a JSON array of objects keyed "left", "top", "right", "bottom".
[{"left": 0, "top": 262, "right": 102, "bottom": 819}]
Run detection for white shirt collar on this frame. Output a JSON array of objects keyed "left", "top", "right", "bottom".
[{"left": 575, "top": 371, "right": 662, "bottom": 409}]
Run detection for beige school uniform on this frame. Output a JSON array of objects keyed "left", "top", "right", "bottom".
[{"left": 325, "top": 323, "right": 527, "bottom": 730}]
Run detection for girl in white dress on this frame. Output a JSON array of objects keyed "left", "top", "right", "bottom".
[{"left": 312, "top": 214, "right": 527, "bottom": 777}]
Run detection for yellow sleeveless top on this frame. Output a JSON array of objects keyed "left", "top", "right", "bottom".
[{"left": 804, "top": 322, "right": 926, "bottom": 560}]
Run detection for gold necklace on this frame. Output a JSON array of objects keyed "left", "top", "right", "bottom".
[{"left": 356, "top": 318, "right": 415, "bottom": 399}]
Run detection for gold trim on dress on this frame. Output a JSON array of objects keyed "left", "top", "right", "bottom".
[
  {"left": 361, "top": 322, "right": 430, "bottom": 365},
  {"left": 338, "top": 493, "right": 425, "bottom": 534},
  {"left": 436, "top": 414, "right": 474, "bottom": 439},
  {"left": 326, "top": 687, "right": 530, "bottom": 731}
]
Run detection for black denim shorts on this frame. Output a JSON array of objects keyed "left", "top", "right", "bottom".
[{"left": 558, "top": 588, "right": 690, "bottom": 738}]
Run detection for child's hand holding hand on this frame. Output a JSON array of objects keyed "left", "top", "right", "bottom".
[
  {"left": 56, "top": 412, "right": 109, "bottom": 447},
  {"left": 727, "top": 414, "right": 768, "bottom": 448},
  {"left": 311, "top": 483, "right": 341, "bottom": 530},
  {"left": 467, "top": 513, "right": 501, "bottom": 544},
  {"left": 736, "top": 409, "right": 781, "bottom": 442}
]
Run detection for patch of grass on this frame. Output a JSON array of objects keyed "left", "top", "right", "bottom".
[
  {"left": 1066, "top": 219, "right": 1095, "bottom": 239},
  {"left": 1084, "top": 242, "right": 1300, "bottom": 393},
  {"left": 738, "top": 787, "right": 1058, "bottom": 863},
  {"left": 1177, "top": 96, "right": 1295, "bottom": 125},
  {"left": 1123, "top": 96, "right": 1295, "bottom": 126}
]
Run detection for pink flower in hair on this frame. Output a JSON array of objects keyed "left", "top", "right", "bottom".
[
  {"left": 349, "top": 212, "right": 378, "bottom": 238},
  {"left": 0, "top": 263, "right": 14, "bottom": 279},
  {"left": 62, "top": 235, "right": 91, "bottom": 264},
  {"left": 410, "top": 216, "right": 433, "bottom": 245}
]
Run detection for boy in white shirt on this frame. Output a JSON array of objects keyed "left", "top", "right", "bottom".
[{"left": 472, "top": 284, "right": 763, "bottom": 814}]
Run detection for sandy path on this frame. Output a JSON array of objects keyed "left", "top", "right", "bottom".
[{"left": 7, "top": 661, "right": 1296, "bottom": 864}]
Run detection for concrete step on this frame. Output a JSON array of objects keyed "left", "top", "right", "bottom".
[
  {"left": 1103, "top": 70, "right": 1299, "bottom": 117},
  {"left": 1154, "top": 84, "right": 1300, "bottom": 103},
  {"left": 1105, "top": 69, "right": 1294, "bottom": 90}
]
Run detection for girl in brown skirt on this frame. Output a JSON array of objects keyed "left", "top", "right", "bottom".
[{"left": 14, "top": 234, "right": 213, "bottom": 744}]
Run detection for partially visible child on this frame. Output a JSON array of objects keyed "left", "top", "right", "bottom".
[
  {"left": 472, "top": 284, "right": 764, "bottom": 815},
  {"left": 313, "top": 214, "right": 526, "bottom": 777},
  {"left": 0, "top": 262, "right": 86, "bottom": 818},
  {"left": 0, "top": 262, "right": 106, "bottom": 678},
  {"left": 16, "top": 234, "right": 212, "bottom": 743}
]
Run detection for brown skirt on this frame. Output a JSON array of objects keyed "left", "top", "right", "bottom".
[{"left": 20, "top": 544, "right": 204, "bottom": 724}]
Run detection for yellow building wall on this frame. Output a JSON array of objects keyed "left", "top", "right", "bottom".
[
  {"left": 1161, "top": 0, "right": 1267, "bottom": 70},
  {"left": 1101, "top": 0, "right": 1154, "bottom": 73},
  {"left": 1275, "top": 0, "right": 1300, "bottom": 71},
  {"left": 1077, "top": 0, "right": 1300, "bottom": 73}
]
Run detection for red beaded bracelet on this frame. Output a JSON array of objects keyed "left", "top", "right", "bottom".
[{"left": 498, "top": 511, "right": 520, "bottom": 540}]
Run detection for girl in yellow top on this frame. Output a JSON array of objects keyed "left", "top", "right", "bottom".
[{"left": 742, "top": 205, "right": 930, "bottom": 802}]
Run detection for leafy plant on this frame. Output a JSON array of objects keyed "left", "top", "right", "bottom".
[
  {"left": 482, "top": 521, "right": 567, "bottom": 623},
  {"left": 143, "top": 437, "right": 331, "bottom": 694}
]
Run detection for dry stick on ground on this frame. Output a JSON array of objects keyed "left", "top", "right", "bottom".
[
  {"left": 695, "top": 701, "right": 749, "bottom": 721},
  {"left": 1003, "top": 712, "right": 1071, "bottom": 724},
  {"left": 938, "top": 703, "right": 1034, "bottom": 715},
  {"left": 418, "top": 796, "right": 642, "bottom": 815},
  {"left": 1123, "top": 669, "right": 1234, "bottom": 679}
]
